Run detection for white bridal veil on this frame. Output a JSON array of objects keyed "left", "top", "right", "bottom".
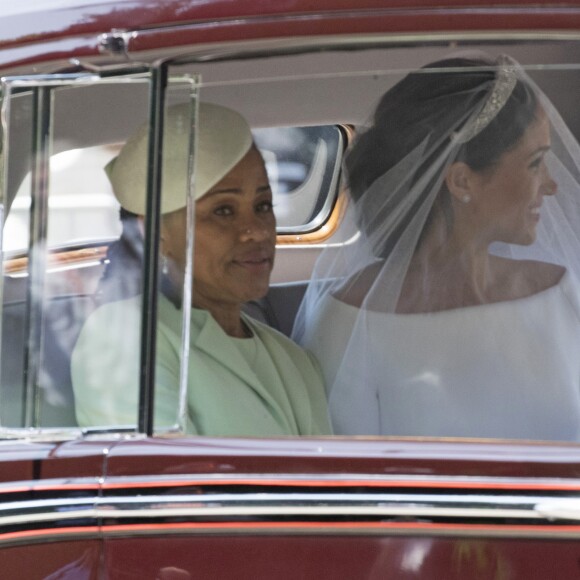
[{"left": 293, "top": 54, "right": 580, "bottom": 440}]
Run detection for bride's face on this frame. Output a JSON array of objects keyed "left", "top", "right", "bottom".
[{"left": 468, "top": 106, "right": 557, "bottom": 246}]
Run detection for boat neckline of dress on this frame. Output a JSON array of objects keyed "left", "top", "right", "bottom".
[{"left": 327, "top": 268, "right": 571, "bottom": 317}]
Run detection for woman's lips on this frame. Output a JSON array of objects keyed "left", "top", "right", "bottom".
[
  {"left": 530, "top": 203, "right": 542, "bottom": 221},
  {"left": 233, "top": 251, "right": 273, "bottom": 273}
]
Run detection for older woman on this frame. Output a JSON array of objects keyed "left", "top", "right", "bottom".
[
  {"left": 72, "top": 102, "right": 330, "bottom": 436},
  {"left": 294, "top": 55, "right": 580, "bottom": 440}
]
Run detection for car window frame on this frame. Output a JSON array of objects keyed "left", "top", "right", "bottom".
[{"left": 0, "top": 66, "right": 201, "bottom": 438}]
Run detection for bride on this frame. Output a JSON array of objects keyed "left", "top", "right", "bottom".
[{"left": 294, "top": 55, "right": 580, "bottom": 440}]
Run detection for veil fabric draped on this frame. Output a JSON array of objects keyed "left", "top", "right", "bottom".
[{"left": 293, "top": 54, "right": 580, "bottom": 441}]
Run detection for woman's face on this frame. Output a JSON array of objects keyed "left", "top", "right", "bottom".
[
  {"left": 467, "top": 106, "right": 557, "bottom": 246},
  {"left": 161, "top": 146, "right": 276, "bottom": 310}
]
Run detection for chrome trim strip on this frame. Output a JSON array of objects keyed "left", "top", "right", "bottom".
[
  {"left": 0, "top": 477, "right": 101, "bottom": 493},
  {"left": 24, "top": 85, "right": 52, "bottom": 428},
  {"left": 0, "top": 497, "right": 98, "bottom": 526},
  {"left": 138, "top": 62, "right": 164, "bottom": 437},
  {"left": 536, "top": 500, "right": 580, "bottom": 521},
  {"left": 0, "top": 491, "right": 577, "bottom": 528},
  {"left": 4, "top": 491, "right": 580, "bottom": 545},
  {"left": 95, "top": 492, "right": 543, "bottom": 520},
  {"left": 3, "top": 473, "right": 580, "bottom": 496},
  {"left": 101, "top": 492, "right": 560, "bottom": 518},
  {"left": 99, "top": 472, "right": 580, "bottom": 488}
]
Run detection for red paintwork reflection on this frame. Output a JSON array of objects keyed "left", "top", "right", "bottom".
[
  {"left": 106, "top": 437, "right": 580, "bottom": 480},
  {"left": 41, "top": 439, "right": 110, "bottom": 480},
  {"left": 0, "top": 439, "right": 109, "bottom": 485},
  {"left": 0, "top": 442, "right": 53, "bottom": 483},
  {"left": 0, "top": 541, "right": 100, "bottom": 579},
  {"left": 6, "top": 1, "right": 580, "bottom": 77},
  {"left": 5, "top": 0, "right": 580, "bottom": 49},
  {"left": 105, "top": 535, "right": 580, "bottom": 579}
]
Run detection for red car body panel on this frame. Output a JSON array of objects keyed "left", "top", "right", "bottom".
[
  {"left": 3, "top": 1, "right": 580, "bottom": 70},
  {"left": 3, "top": 437, "right": 580, "bottom": 576},
  {"left": 103, "top": 536, "right": 580, "bottom": 579},
  {"left": 105, "top": 436, "right": 580, "bottom": 478}
]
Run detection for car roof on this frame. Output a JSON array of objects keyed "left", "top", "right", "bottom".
[{"left": 4, "top": 0, "right": 580, "bottom": 48}]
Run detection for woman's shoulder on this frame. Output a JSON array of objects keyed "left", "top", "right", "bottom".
[
  {"left": 492, "top": 257, "right": 566, "bottom": 296},
  {"left": 246, "top": 314, "right": 322, "bottom": 361},
  {"left": 245, "top": 315, "right": 327, "bottom": 384},
  {"left": 513, "top": 258, "right": 565, "bottom": 284},
  {"left": 82, "top": 295, "right": 141, "bottom": 334}
]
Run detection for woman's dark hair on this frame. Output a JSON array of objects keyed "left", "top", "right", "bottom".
[{"left": 346, "top": 57, "right": 538, "bottom": 254}]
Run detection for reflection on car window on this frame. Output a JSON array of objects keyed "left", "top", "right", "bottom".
[
  {"left": 254, "top": 125, "right": 342, "bottom": 231},
  {"left": 0, "top": 78, "right": 151, "bottom": 429},
  {"left": 5, "top": 145, "right": 121, "bottom": 253}
]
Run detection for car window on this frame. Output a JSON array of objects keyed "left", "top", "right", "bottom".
[
  {"left": 253, "top": 125, "right": 343, "bottom": 232},
  {"left": 3, "top": 40, "right": 580, "bottom": 444},
  {"left": 180, "top": 46, "right": 580, "bottom": 443},
  {"left": 0, "top": 76, "right": 156, "bottom": 429},
  {"left": 0, "top": 73, "right": 343, "bottom": 434}
]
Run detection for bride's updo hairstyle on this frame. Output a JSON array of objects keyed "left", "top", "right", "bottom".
[{"left": 345, "top": 57, "right": 538, "bottom": 257}]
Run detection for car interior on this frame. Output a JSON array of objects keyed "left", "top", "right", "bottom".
[{"left": 3, "top": 35, "right": 580, "bottom": 431}]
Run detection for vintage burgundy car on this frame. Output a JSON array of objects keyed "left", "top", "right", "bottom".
[{"left": 2, "top": 1, "right": 580, "bottom": 578}]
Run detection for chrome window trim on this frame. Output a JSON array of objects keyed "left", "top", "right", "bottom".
[
  {"left": 2, "top": 491, "right": 580, "bottom": 531},
  {"left": 138, "top": 62, "right": 165, "bottom": 437}
]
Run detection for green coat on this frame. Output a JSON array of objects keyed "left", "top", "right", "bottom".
[{"left": 72, "top": 295, "right": 331, "bottom": 436}]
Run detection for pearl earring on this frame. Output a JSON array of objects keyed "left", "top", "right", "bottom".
[{"left": 461, "top": 194, "right": 471, "bottom": 204}]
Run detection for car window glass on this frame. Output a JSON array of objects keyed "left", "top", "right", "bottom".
[
  {"left": 253, "top": 125, "right": 342, "bottom": 231},
  {"left": 4, "top": 43, "right": 580, "bottom": 444},
  {"left": 0, "top": 78, "right": 151, "bottom": 430},
  {"left": 177, "top": 47, "right": 580, "bottom": 443},
  {"left": 5, "top": 144, "right": 121, "bottom": 252}
]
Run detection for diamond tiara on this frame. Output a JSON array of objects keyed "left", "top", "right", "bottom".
[{"left": 452, "top": 55, "right": 518, "bottom": 144}]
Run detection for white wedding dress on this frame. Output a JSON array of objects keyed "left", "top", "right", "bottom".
[{"left": 303, "top": 270, "right": 580, "bottom": 441}]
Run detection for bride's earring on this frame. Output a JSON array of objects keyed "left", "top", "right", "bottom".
[
  {"left": 161, "top": 255, "right": 169, "bottom": 276},
  {"left": 461, "top": 194, "right": 471, "bottom": 204}
]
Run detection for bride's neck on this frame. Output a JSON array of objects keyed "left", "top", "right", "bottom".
[{"left": 408, "top": 221, "right": 495, "bottom": 306}]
